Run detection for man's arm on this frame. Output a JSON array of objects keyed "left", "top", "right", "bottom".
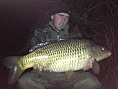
[{"left": 29, "top": 29, "right": 46, "bottom": 48}]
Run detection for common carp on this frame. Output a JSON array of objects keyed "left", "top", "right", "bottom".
[{"left": 3, "top": 38, "right": 112, "bottom": 85}]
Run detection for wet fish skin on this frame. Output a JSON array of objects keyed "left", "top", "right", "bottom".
[{"left": 5, "top": 38, "right": 111, "bottom": 85}]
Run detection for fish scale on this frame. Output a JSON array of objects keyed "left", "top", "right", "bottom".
[
  {"left": 23, "top": 39, "right": 91, "bottom": 71},
  {"left": 5, "top": 38, "right": 111, "bottom": 85}
]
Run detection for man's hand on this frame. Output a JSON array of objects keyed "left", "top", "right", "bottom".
[
  {"left": 33, "top": 64, "right": 46, "bottom": 72},
  {"left": 83, "top": 59, "right": 94, "bottom": 71}
]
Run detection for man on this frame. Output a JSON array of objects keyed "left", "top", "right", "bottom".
[{"left": 17, "top": 1, "right": 102, "bottom": 89}]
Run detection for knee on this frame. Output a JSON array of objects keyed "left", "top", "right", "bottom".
[
  {"left": 89, "top": 80, "right": 102, "bottom": 89},
  {"left": 17, "top": 73, "right": 45, "bottom": 89},
  {"left": 74, "top": 72, "right": 102, "bottom": 89},
  {"left": 87, "top": 74, "right": 102, "bottom": 89},
  {"left": 84, "top": 73, "right": 102, "bottom": 89}
]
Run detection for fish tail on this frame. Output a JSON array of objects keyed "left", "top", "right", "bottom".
[
  {"left": 2, "top": 56, "right": 21, "bottom": 69},
  {"left": 8, "top": 65, "right": 23, "bottom": 85}
]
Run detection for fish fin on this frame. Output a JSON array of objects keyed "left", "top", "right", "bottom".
[
  {"left": 8, "top": 65, "right": 24, "bottom": 85},
  {"left": 65, "top": 70, "right": 73, "bottom": 79},
  {"left": 92, "top": 59, "right": 100, "bottom": 74},
  {"left": 2, "top": 56, "right": 21, "bottom": 69}
]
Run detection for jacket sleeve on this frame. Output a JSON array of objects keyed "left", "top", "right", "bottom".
[{"left": 29, "top": 29, "right": 46, "bottom": 48}]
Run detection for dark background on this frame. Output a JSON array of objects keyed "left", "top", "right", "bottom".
[{"left": 0, "top": 0, "right": 50, "bottom": 54}]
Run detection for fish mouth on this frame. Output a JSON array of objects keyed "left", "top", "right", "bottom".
[
  {"left": 108, "top": 51, "right": 112, "bottom": 56},
  {"left": 106, "top": 51, "right": 112, "bottom": 58}
]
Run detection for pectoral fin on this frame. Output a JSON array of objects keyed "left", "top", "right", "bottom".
[{"left": 65, "top": 70, "right": 73, "bottom": 79}]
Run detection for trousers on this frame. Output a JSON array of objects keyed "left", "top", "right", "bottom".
[{"left": 17, "top": 70, "right": 102, "bottom": 89}]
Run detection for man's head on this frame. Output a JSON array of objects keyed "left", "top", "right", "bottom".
[{"left": 50, "top": 1, "right": 71, "bottom": 32}]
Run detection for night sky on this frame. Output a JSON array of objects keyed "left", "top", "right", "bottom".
[{"left": 0, "top": 0, "right": 51, "bottom": 54}]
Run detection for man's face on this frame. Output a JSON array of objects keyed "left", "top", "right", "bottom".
[{"left": 51, "top": 13, "right": 69, "bottom": 32}]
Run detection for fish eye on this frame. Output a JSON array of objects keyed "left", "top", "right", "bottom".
[{"left": 101, "top": 47, "right": 105, "bottom": 50}]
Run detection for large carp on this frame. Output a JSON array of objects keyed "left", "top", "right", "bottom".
[{"left": 3, "top": 38, "right": 111, "bottom": 85}]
